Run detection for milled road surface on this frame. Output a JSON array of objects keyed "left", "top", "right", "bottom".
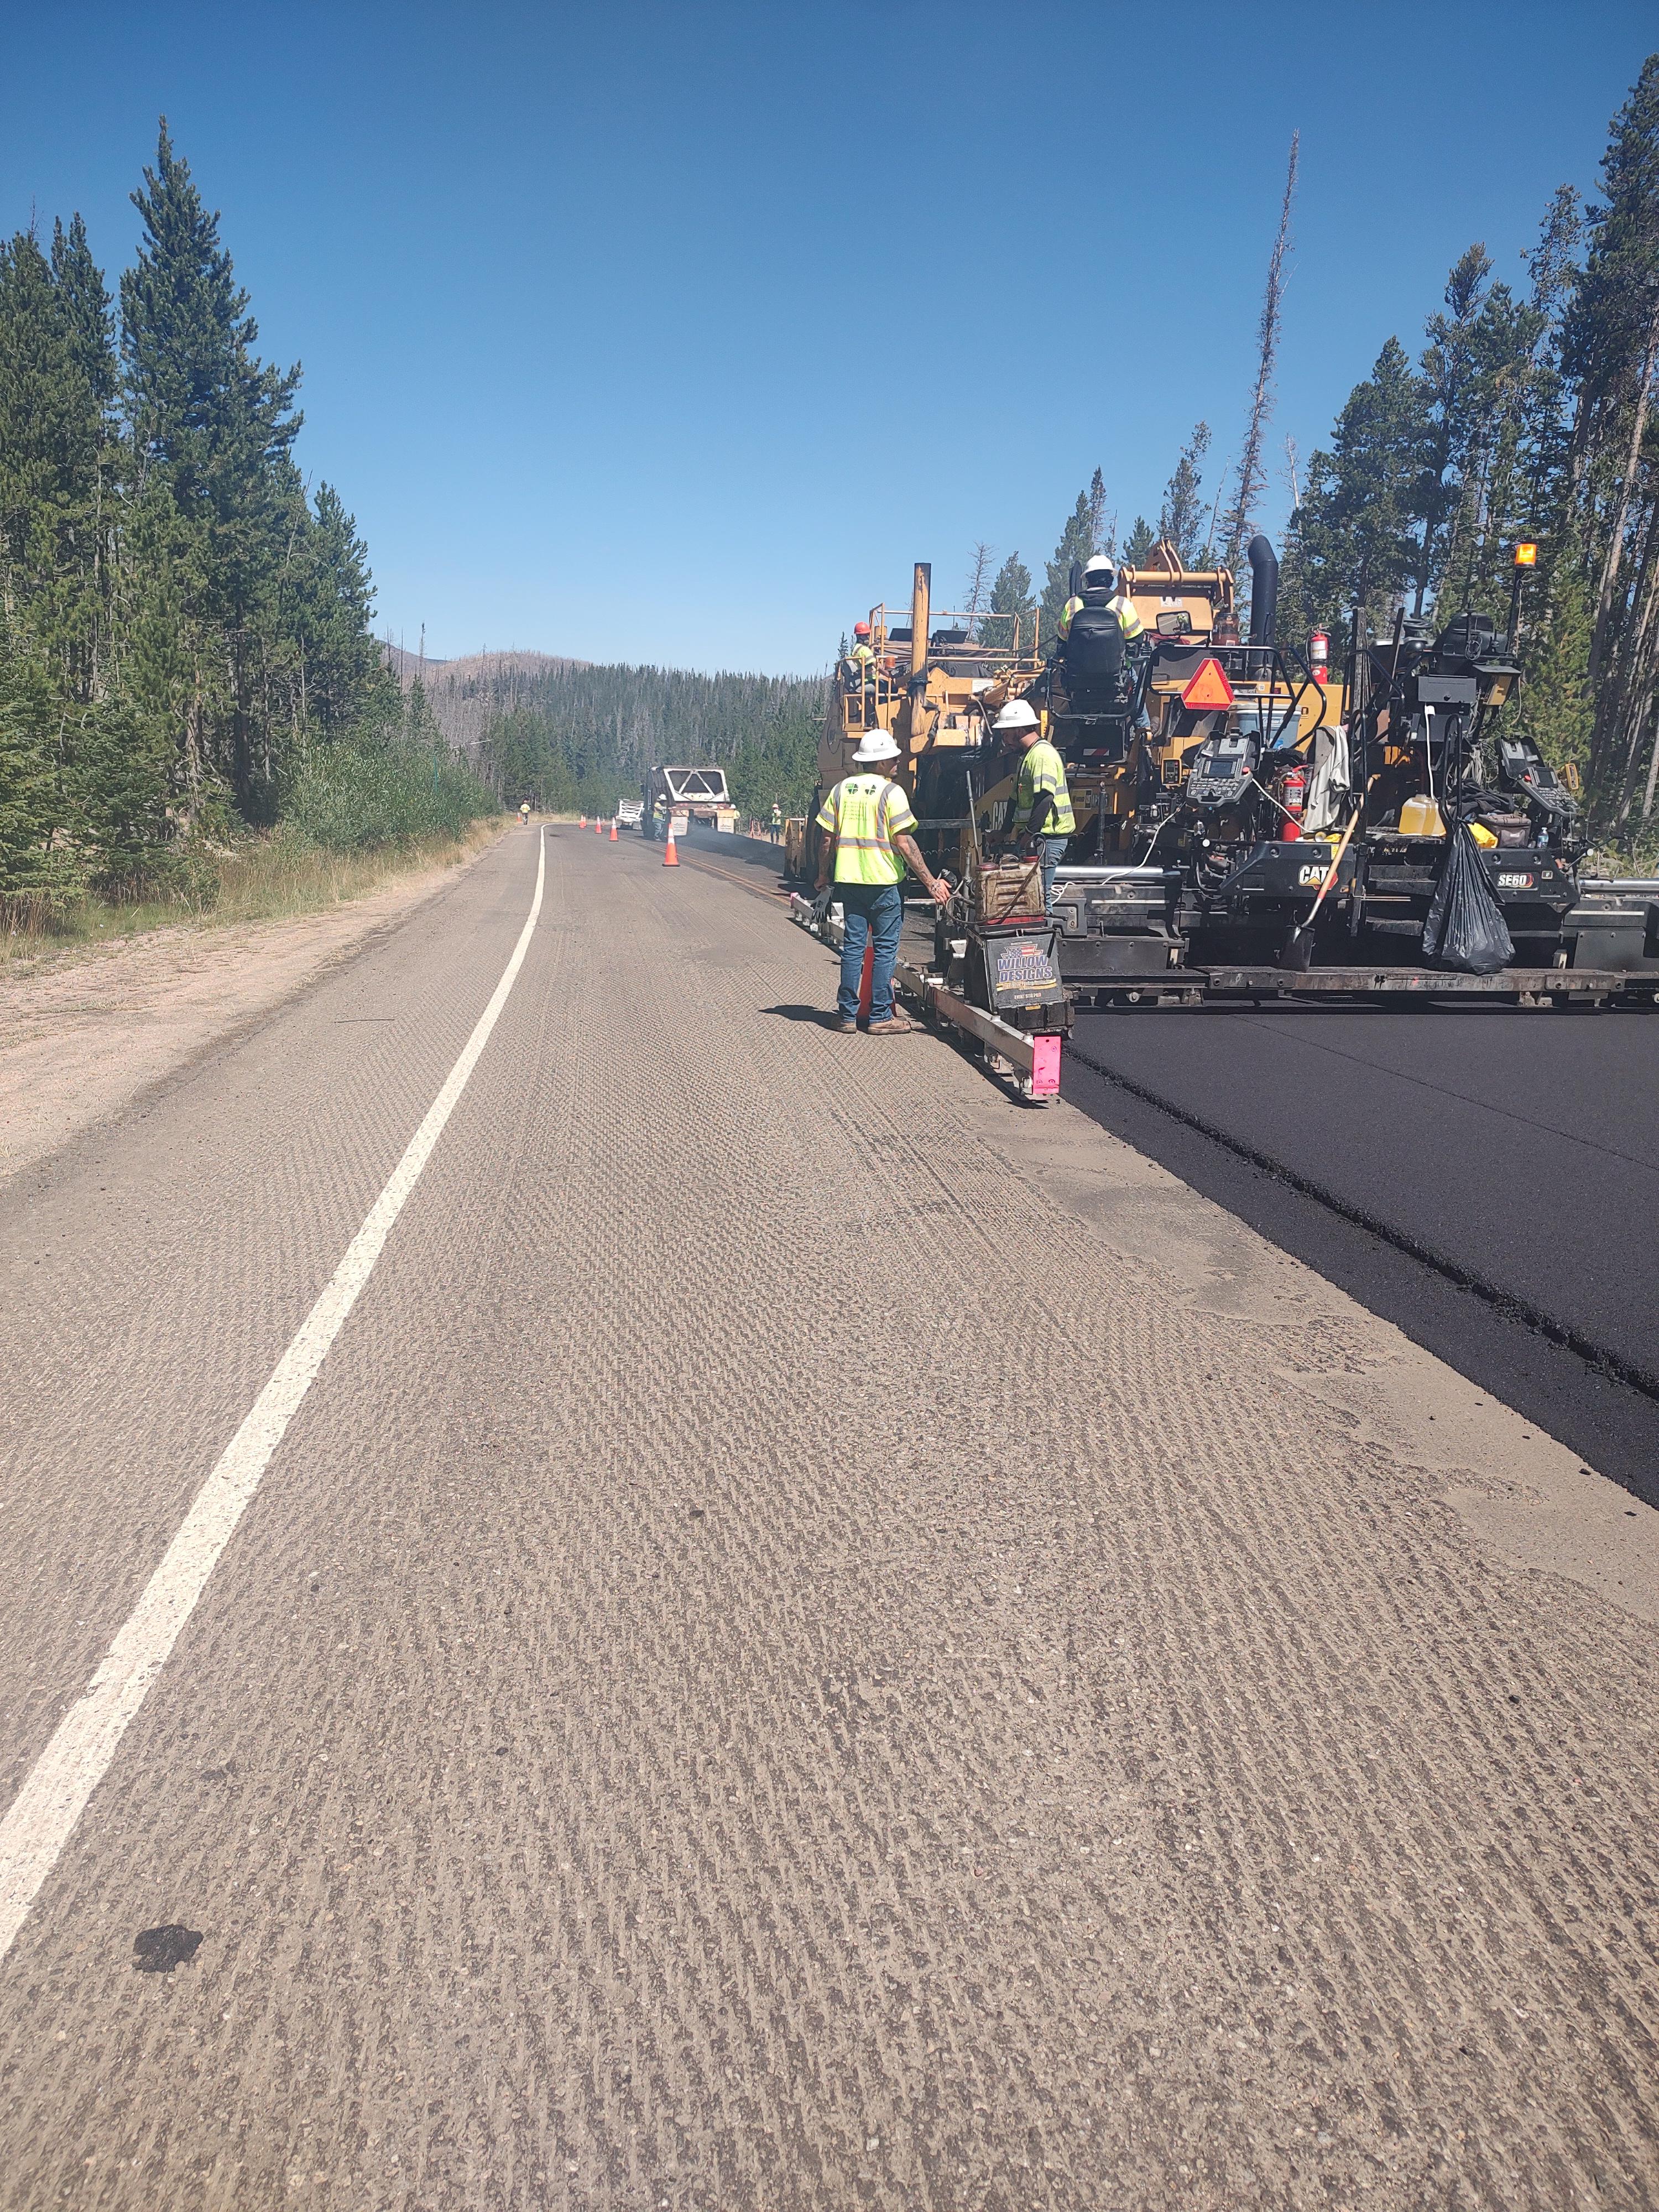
[
  {"left": 1, "top": 827, "right": 1656, "bottom": 2210},
  {"left": 682, "top": 830, "right": 1659, "bottom": 1503}
]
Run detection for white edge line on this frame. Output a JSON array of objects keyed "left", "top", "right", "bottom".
[{"left": 0, "top": 828, "right": 546, "bottom": 1961}]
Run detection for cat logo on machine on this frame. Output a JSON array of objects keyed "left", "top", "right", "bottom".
[{"left": 1296, "top": 861, "right": 1329, "bottom": 886}]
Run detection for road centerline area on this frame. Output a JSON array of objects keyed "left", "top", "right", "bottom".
[{"left": 0, "top": 833, "right": 546, "bottom": 1963}]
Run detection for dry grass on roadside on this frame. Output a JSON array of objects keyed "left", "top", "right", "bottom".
[{"left": 0, "top": 819, "right": 506, "bottom": 972}]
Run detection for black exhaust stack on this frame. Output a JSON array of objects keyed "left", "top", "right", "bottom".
[{"left": 1247, "top": 535, "right": 1279, "bottom": 648}]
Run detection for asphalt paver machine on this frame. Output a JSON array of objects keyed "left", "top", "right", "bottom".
[{"left": 978, "top": 538, "right": 1659, "bottom": 1007}]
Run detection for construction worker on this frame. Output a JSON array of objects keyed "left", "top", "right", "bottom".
[
  {"left": 1056, "top": 556, "right": 1145, "bottom": 726},
  {"left": 769, "top": 800, "right": 782, "bottom": 843},
  {"left": 813, "top": 729, "right": 950, "bottom": 1034},
  {"left": 998, "top": 699, "right": 1076, "bottom": 917},
  {"left": 843, "top": 623, "right": 876, "bottom": 691},
  {"left": 518, "top": 799, "right": 531, "bottom": 826}
]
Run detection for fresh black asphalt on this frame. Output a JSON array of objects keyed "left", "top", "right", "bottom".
[
  {"left": 1063, "top": 1012, "right": 1659, "bottom": 1507},
  {"left": 684, "top": 826, "right": 1659, "bottom": 1505}
]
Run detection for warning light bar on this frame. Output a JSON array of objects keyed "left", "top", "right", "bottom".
[{"left": 1181, "top": 658, "right": 1235, "bottom": 712}]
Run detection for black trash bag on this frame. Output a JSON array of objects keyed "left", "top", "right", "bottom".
[{"left": 1422, "top": 821, "right": 1515, "bottom": 973}]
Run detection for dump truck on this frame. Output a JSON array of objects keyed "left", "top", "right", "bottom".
[{"left": 641, "top": 764, "right": 739, "bottom": 839}]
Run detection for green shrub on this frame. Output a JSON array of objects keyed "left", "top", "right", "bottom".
[{"left": 287, "top": 731, "right": 498, "bottom": 852}]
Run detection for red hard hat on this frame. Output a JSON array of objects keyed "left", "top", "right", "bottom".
[{"left": 854, "top": 621, "right": 870, "bottom": 636}]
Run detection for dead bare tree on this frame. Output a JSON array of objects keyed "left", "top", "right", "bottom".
[
  {"left": 1220, "top": 131, "right": 1300, "bottom": 577},
  {"left": 963, "top": 541, "right": 994, "bottom": 639}
]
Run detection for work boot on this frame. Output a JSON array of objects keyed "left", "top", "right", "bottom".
[
  {"left": 835, "top": 1017, "right": 859, "bottom": 1033},
  {"left": 866, "top": 1014, "right": 917, "bottom": 1035}
]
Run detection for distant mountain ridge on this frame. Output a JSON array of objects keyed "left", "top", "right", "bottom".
[{"left": 382, "top": 642, "right": 592, "bottom": 753}]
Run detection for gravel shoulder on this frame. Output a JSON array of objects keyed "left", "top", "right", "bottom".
[{"left": 0, "top": 827, "right": 509, "bottom": 1187}]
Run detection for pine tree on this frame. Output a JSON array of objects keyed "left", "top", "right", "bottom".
[
  {"left": 1040, "top": 484, "right": 1099, "bottom": 648},
  {"left": 51, "top": 215, "right": 118, "bottom": 413},
  {"left": 962, "top": 541, "right": 994, "bottom": 639},
  {"left": 1559, "top": 56, "right": 1659, "bottom": 806},
  {"left": 1157, "top": 422, "right": 1211, "bottom": 564},
  {"left": 989, "top": 553, "right": 1032, "bottom": 615},
  {"left": 0, "top": 615, "right": 72, "bottom": 906},
  {"left": 1516, "top": 544, "right": 1594, "bottom": 774},
  {"left": 64, "top": 695, "right": 176, "bottom": 894},
  {"left": 1122, "top": 517, "right": 1156, "bottom": 565},
  {"left": 0, "top": 228, "right": 111, "bottom": 702},
  {"left": 984, "top": 552, "right": 1034, "bottom": 652},
  {"left": 49, "top": 215, "right": 121, "bottom": 701},
  {"left": 1278, "top": 338, "right": 1428, "bottom": 639},
  {"left": 1086, "top": 468, "right": 1108, "bottom": 557},
  {"left": 120, "top": 121, "right": 303, "bottom": 816},
  {"left": 1408, "top": 243, "right": 1496, "bottom": 613},
  {"left": 280, "top": 483, "right": 392, "bottom": 737}
]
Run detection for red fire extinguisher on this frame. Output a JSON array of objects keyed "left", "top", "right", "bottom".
[
  {"left": 1310, "top": 630, "right": 1329, "bottom": 685},
  {"left": 1279, "top": 761, "right": 1307, "bottom": 841}
]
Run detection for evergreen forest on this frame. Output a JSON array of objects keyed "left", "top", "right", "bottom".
[
  {"left": 473, "top": 662, "right": 827, "bottom": 822},
  {"left": 0, "top": 124, "right": 495, "bottom": 920}
]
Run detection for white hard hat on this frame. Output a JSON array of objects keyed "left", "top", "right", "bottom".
[
  {"left": 852, "top": 729, "right": 901, "bottom": 763},
  {"left": 992, "top": 700, "right": 1039, "bottom": 733},
  {"left": 1083, "top": 554, "right": 1116, "bottom": 584}
]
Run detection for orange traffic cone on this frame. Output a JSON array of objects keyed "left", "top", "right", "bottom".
[
  {"left": 663, "top": 830, "right": 679, "bottom": 867},
  {"left": 609, "top": 819, "right": 618, "bottom": 841},
  {"left": 595, "top": 817, "right": 603, "bottom": 836},
  {"left": 580, "top": 815, "right": 586, "bottom": 828}
]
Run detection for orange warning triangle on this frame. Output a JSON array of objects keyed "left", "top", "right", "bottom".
[{"left": 1181, "top": 657, "right": 1235, "bottom": 711}]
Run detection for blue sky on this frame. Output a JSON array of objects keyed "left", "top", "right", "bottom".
[{"left": 3, "top": 2, "right": 1654, "bottom": 674}]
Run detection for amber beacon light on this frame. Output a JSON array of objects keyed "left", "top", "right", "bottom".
[{"left": 1508, "top": 542, "right": 1538, "bottom": 648}]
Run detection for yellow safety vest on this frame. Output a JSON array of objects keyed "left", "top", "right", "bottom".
[
  {"left": 815, "top": 773, "right": 917, "bottom": 886},
  {"left": 1015, "top": 739, "right": 1076, "bottom": 837},
  {"left": 1058, "top": 595, "right": 1084, "bottom": 639},
  {"left": 1112, "top": 593, "right": 1146, "bottom": 641}
]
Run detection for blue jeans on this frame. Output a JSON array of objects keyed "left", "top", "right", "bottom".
[
  {"left": 837, "top": 881, "right": 904, "bottom": 1022},
  {"left": 1036, "top": 836, "right": 1070, "bottom": 917}
]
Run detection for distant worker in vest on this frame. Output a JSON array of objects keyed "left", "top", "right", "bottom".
[
  {"left": 769, "top": 800, "right": 782, "bottom": 843},
  {"left": 843, "top": 623, "right": 876, "bottom": 692},
  {"left": 997, "top": 699, "right": 1076, "bottom": 917},
  {"left": 519, "top": 799, "right": 531, "bottom": 826},
  {"left": 1056, "top": 555, "right": 1145, "bottom": 719},
  {"left": 813, "top": 729, "right": 950, "bottom": 1034}
]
